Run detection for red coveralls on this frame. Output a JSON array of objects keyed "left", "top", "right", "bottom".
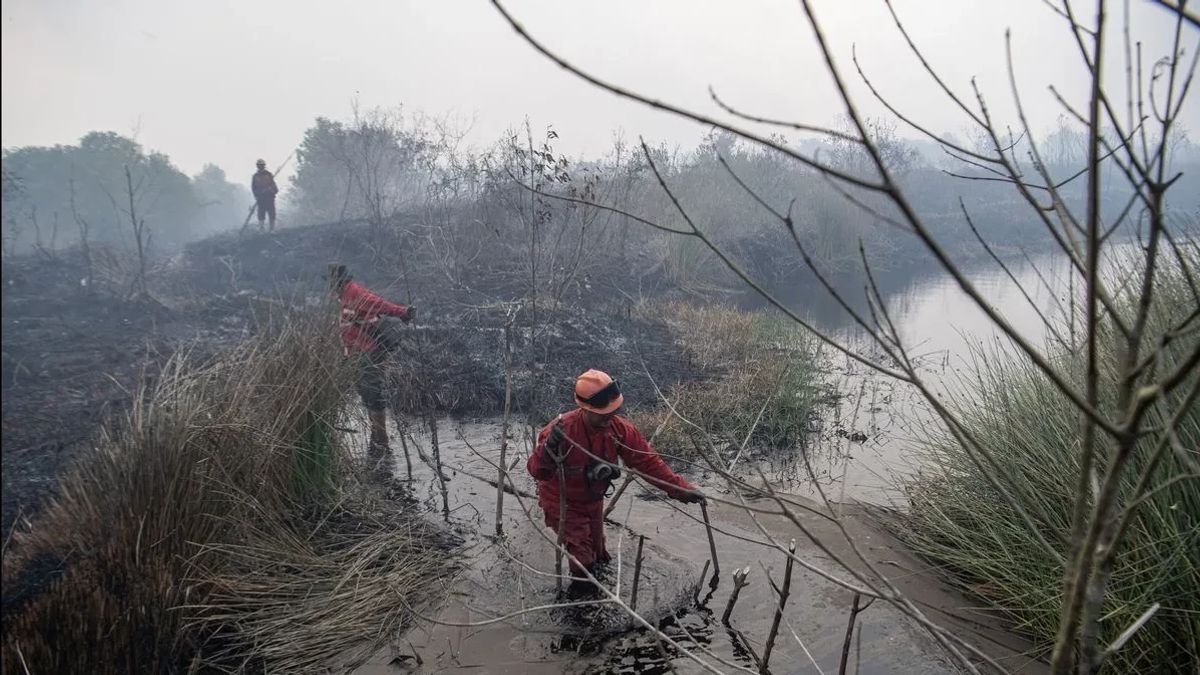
[
  {"left": 527, "top": 409, "right": 695, "bottom": 573},
  {"left": 336, "top": 280, "right": 410, "bottom": 355},
  {"left": 336, "top": 280, "right": 410, "bottom": 412}
]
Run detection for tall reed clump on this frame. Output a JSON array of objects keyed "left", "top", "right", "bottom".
[
  {"left": 632, "top": 301, "right": 823, "bottom": 464},
  {"left": 893, "top": 253, "right": 1199, "bottom": 673},
  {"left": 0, "top": 308, "right": 456, "bottom": 673}
]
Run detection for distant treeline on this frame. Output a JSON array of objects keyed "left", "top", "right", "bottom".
[
  {"left": 4, "top": 113, "right": 1197, "bottom": 275},
  {"left": 2, "top": 132, "right": 247, "bottom": 257}
]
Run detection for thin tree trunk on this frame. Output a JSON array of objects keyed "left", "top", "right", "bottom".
[
  {"left": 429, "top": 416, "right": 449, "bottom": 521},
  {"left": 124, "top": 165, "right": 148, "bottom": 298},
  {"left": 630, "top": 534, "right": 646, "bottom": 611},
  {"left": 496, "top": 315, "right": 515, "bottom": 536},
  {"left": 555, "top": 461, "right": 568, "bottom": 594}
]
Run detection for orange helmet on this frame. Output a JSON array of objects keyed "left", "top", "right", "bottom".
[{"left": 574, "top": 369, "right": 623, "bottom": 414}]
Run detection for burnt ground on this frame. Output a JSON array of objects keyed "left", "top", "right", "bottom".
[
  {"left": 1, "top": 220, "right": 697, "bottom": 534},
  {"left": 1, "top": 249, "right": 257, "bottom": 533}
]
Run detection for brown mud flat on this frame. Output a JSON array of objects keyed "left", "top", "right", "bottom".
[{"left": 346, "top": 420, "right": 1047, "bottom": 674}]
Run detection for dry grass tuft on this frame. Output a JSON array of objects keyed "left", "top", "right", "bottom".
[
  {"left": 1, "top": 307, "right": 457, "bottom": 673},
  {"left": 630, "top": 300, "right": 823, "bottom": 463}
]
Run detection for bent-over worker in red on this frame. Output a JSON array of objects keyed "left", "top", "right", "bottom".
[
  {"left": 527, "top": 369, "right": 704, "bottom": 586},
  {"left": 328, "top": 263, "right": 415, "bottom": 456}
]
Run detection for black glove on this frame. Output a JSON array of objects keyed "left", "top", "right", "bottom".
[
  {"left": 545, "top": 422, "right": 567, "bottom": 460},
  {"left": 404, "top": 306, "right": 417, "bottom": 323},
  {"left": 678, "top": 489, "right": 706, "bottom": 505}
]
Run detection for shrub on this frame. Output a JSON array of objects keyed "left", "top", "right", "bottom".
[{"left": 892, "top": 253, "right": 1200, "bottom": 673}]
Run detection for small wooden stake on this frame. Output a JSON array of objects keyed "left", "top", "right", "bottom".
[
  {"left": 397, "top": 421, "right": 413, "bottom": 480},
  {"left": 496, "top": 313, "right": 515, "bottom": 536},
  {"left": 721, "top": 566, "right": 752, "bottom": 626},
  {"left": 838, "top": 592, "right": 875, "bottom": 675},
  {"left": 760, "top": 539, "right": 796, "bottom": 674},
  {"left": 700, "top": 501, "right": 721, "bottom": 586},
  {"left": 555, "top": 460, "right": 568, "bottom": 594},
  {"left": 630, "top": 534, "right": 646, "bottom": 611},
  {"left": 428, "top": 416, "right": 449, "bottom": 521}
]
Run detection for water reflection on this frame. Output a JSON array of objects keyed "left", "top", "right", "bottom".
[{"left": 745, "top": 247, "right": 1091, "bottom": 506}]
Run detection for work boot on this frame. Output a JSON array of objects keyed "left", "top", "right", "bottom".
[
  {"left": 565, "top": 577, "right": 600, "bottom": 600},
  {"left": 586, "top": 557, "right": 612, "bottom": 584},
  {"left": 368, "top": 433, "right": 390, "bottom": 458},
  {"left": 368, "top": 410, "right": 390, "bottom": 457}
]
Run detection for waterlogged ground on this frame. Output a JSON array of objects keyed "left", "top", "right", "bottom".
[{"left": 346, "top": 419, "right": 1044, "bottom": 674}]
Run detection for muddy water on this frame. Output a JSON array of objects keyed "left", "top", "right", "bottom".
[
  {"left": 349, "top": 420, "right": 1044, "bottom": 674},
  {"left": 770, "top": 250, "right": 1077, "bottom": 506}
]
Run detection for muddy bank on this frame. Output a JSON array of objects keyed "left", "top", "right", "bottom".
[{"left": 349, "top": 419, "right": 1045, "bottom": 674}]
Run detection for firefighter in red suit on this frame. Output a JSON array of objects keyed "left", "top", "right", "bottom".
[
  {"left": 328, "top": 264, "right": 414, "bottom": 455},
  {"left": 527, "top": 369, "right": 704, "bottom": 591}
]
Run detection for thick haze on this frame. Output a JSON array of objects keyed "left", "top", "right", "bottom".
[{"left": 3, "top": 0, "right": 1194, "bottom": 188}]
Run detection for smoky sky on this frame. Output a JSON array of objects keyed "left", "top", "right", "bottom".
[{"left": 2, "top": 0, "right": 1194, "bottom": 188}]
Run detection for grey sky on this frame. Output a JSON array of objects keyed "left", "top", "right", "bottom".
[{"left": 2, "top": 0, "right": 1194, "bottom": 188}]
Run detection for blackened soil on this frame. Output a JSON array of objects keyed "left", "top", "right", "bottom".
[
  {"left": 1, "top": 250, "right": 250, "bottom": 533},
  {"left": 1, "top": 220, "right": 700, "bottom": 537}
]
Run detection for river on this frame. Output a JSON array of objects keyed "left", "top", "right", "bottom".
[{"left": 767, "top": 247, "right": 1080, "bottom": 506}]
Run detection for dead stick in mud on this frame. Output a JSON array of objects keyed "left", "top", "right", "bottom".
[
  {"left": 721, "top": 566, "right": 751, "bottom": 626},
  {"left": 428, "top": 416, "right": 450, "bottom": 521},
  {"left": 496, "top": 310, "right": 517, "bottom": 535},
  {"left": 555, "top": 459, "right": 568, "bottom": 594},
  {"left": 760, "top": 539, "right": 796, "bottom": 674},
  {"left": 455, "top": 464, "right": 534, "bottom": 499},
  {"left": 397, "top": 419, "right": 413, "bottom": 481},
  {"left": 456, "top": 431, "right": 535, "bottom": 499},
  {"left": 700, "top": 501, "right": 721, "bottom": 587},
  {"left": 630, "top": 534, "right": 646, "bottom": 611},
  {"left": 728, "top": 627, "right": 765, "bottom": 672},
  {"left": 838, "top": 592, "right": 875, "bottom": 675}
]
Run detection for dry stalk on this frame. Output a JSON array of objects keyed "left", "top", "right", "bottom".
[
  {"left": 700, "top": 501, "right": 721, "bottom": 586},
  {"left": 838, "top": 592, "right": 876, "bottom": 675},
  {"left": 555, "top": 459, "right": 568, "bottom": 594},
  {"left": 760, "top": 539, "right": 796, "bottom": 674},
  {"left": 496, "top": 308, "right": 517, "bottom": 535},
  {"left": 721, "top": 566, "right": 752, "bottom": 626},
  {"left": 630, "top": 534, "right": 646, "bottom": 611}
]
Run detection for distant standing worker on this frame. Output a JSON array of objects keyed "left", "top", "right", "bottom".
[
  {"left": 328, "top": 264, "right": 417, "bottom": 456},
  {"left": 251, "top": 159, "right": 279, "bottom": 231},
  {"left": 527, "top": 369, "right": 704, "bottom": 594}
]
